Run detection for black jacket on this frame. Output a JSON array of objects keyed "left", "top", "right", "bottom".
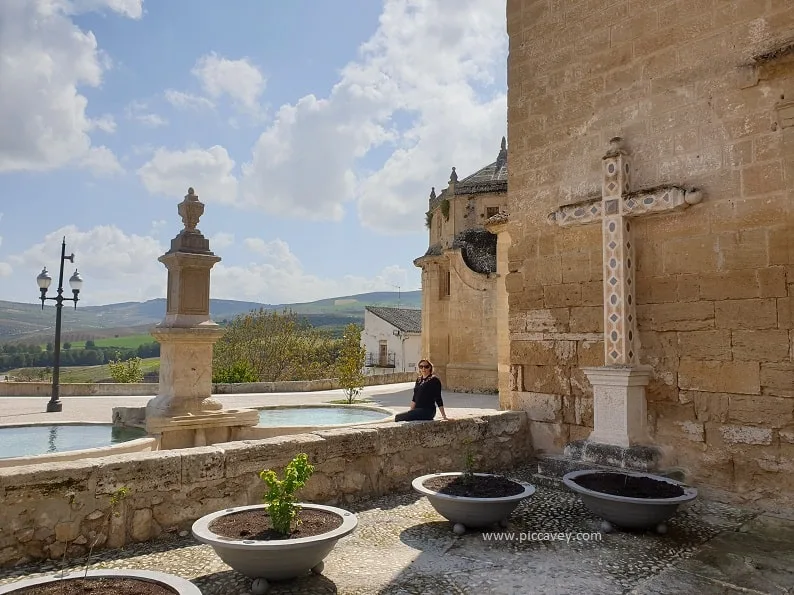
[{"left": 412, "top": 375, "right": 444, "bottom": 409}]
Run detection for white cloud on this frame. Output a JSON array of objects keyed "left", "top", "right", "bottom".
[
  {"left": 80, "top": 146, "right": 125, "bottom": 176},
  {"left": 124, "top": 101, "right": 168, "bottom": 128},
  {"left": 240, "top": 0, "right": 507, "bottom": 233},
  {"left": 192, "top": 53, "right": 266, "bottom": 115},
  {"left": 211, "top": 232, "right": 235, "bottom": 250},
  {"left": 149, "top": 219, "right": 168, "bottom": 235},
  {"left": 0, "top": 212, "right": 8, "bottom": 277},
  {"left": 244, "top": 238, "right": 301, "bottom": 269},
  {"left": 88, "top": 114, "right": 117, "bottom": 133},
  {"left": 0, "top": 1, "right": 133, "bottom": 173},
  {"left": 164, "top": 90, "right": 215, "bottom": 111},
  {"left": 137, "top": 145, "right": 238, "bottom": 205},
  {"left": 214, "top": 238, "right": 411, "bottom": 304},
  {"left": 68, "top": 0, "right": 144, "bottom": 19},
  {"left": 8, "top": 228, "right": 411, "bottom": 305},
  {"left": 9, "top": 225, "right": 165, "bottom": 304}
]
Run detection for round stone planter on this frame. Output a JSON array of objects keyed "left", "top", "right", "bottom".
[
  {"left": 562, "top": 469, "right": 697, "bottom": 532},
  {"left": 192, "top": 503, "right": 357, "bottom": 594},
  {"left": 412, "top": 472, "right": 536, "bottom": 533},
  {"left": 0, "top": 569, "right": 201, "bottom": 594}
]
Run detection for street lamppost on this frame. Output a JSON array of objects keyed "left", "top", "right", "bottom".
[{"left": 36, "top": 238, "right": 84, "bottom": 413}]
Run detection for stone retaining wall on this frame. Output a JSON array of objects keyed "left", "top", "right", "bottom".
[
  {"left": 0, "top": 372, "right": 417, "bottom": 397},
  {"left": 0, "top": 411, "right": 530, "bottom": 567}
]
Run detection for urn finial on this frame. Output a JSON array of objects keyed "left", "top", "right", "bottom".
[{"left": 178, "top": 187, "right": 204, "bottom": 231}]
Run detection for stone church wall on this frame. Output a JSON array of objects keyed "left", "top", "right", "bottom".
[{"left": 507, "top": 0, "right": 794, "bottom": 509}]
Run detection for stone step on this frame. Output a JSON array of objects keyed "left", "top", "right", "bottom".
[{"left": 533, "top": 452, "right": 688, "bottom": 485}]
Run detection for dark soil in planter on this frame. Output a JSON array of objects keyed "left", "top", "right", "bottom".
[
  {"left": 209, "top": 508, "right": 343, "bottom": 541},
  {"left": 573, "top": 473, "right": 685, "bottom": 499},
  {"left": 424, "top": 474, "right": 525, "bottom": 498},
  {"left": 13, "top": 577, "right": 177, "bottom": 594}
]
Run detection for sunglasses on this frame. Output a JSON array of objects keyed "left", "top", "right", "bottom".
[{"left": 418, "top": 364, "right": 430, "bottom": 369}]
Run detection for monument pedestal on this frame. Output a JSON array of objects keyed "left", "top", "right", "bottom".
[
  {"left": 143, "top": 188, "right": 258, "bottom": 449},
  {"left": 583, "top": 365, "right": 653, "bottom": 448},
  {"left": 532, "top": 366, "right": 681, "bottom": 488}
]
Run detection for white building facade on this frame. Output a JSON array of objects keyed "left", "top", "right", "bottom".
[{"left": 361, "top": 307, "right": 422, "bottom": 375}]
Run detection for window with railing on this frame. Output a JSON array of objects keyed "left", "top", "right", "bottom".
[{"left": 365, "top": 351, "right": 396, "bottom": 367}]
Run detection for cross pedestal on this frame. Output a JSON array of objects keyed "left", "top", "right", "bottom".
[
  {"left": 544, "top": 138, "right": 702, "bottom": 468},
  {"left": 145, "top": 189, "right": 258, "bottom": 449}
]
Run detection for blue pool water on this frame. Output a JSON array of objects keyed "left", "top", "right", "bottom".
[
  {"left": 257, "top": 406, "right": 389, "bottom": 427},
  {"left": 0, "top": 424, "right": 147, "bottom": 459}
]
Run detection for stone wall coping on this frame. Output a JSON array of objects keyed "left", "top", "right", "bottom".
[{"left": 0, "top": 372, "right": 417, "bottom": 397}]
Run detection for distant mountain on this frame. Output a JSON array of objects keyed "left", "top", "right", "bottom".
[{"left": 0, "top": 291, "right": 421, "bottom": 342}]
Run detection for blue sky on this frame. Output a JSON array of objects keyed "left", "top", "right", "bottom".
[{"left": 0, "top": 0, "right": 507, "bottom": 306}]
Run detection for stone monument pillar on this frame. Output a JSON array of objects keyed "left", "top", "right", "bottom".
[{"left": 146, "top": 188, "right": 258, "bottom": 449}]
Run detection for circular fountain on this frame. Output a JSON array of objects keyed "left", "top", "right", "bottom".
[
  {"left": 236, "top": 404, "right": 394, "bottom": 439},
  {"left": 0, "top": 422, "right": 156, "bottom": 468}
]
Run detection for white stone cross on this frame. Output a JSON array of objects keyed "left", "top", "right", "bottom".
[
  {"left": 549, "top": 137, "right": 702, "bottom": 366},
  {"left": 546, "top": 138, "right": 702, "bottom": 447}
]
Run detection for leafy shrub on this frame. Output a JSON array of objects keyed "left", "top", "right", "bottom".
[
  {"left": 107, "top": 354, "right": 144, "bottom": 383},
  {"left": 335, "top": 323, "right": 365, "bottom": 404},
  {"left": 259, "top": 453, "right": 315, "bottom": 535},
  {"left": 212, "top": 360, "right": 259, "bottom": 384}
]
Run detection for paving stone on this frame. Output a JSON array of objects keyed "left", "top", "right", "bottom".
[{"left": 0, "top": 466, "right": 785, "bottom": 594}]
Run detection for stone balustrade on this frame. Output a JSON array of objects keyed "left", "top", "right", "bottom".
[
  {"left": 0, "top": 411, "right": 531, "bottom": 567},
  {"left": 0, "top": 372, "right": 418, "bottom": 397}
]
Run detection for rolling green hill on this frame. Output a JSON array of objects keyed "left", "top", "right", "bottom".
[{"left": 0, "top": 290, "right": 421, "bottom": 343}]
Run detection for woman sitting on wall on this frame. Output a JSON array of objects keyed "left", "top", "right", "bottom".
[{"left": 394, "top": 359, "right": 450, "bottom": 422}]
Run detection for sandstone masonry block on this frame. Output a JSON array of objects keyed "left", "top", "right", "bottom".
[
  {"left": 728, "top": 394, "right": 794, "bottom": 428},
  {"left": 720, "top": 425, "right": 774, "bottom": 445},
  {"left": 715, "top": 298, "right": 778, "bottom": 330},
  {"left": 512, "top": 340, "right": 577, "bottom": 366},
  {"left": 732, "top": 330, "right": 791, "bottom": 362},
  {"left": 761, "top": 363, "right": 794, "bottom": 398},
  {"left": 569, "top": 306, "right": 603, "bottom": 333},
  {"left": 677, "top": 330, "right": 731, "bottom": 360},
  {"left": 523, "top": 365, "right": 571, "bottom": 396},
  {"left": 678, "top": 359, "right": 760, "bottom": 395},
  {"left": 637, "top": 301, "right": 714, "bottom": 331},
  {"left": 512, "top": 392, "right": 562, "bottom": 423}
]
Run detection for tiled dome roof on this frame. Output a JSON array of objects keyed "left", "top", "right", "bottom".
[{"left": 429, "top": 137, "right": 507, "bottom": 211}]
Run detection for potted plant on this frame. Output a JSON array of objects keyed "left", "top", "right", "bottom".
[
  {"left": 192, "top": 453, "right": 357, "bottom": 594},
  {"left": 562, "top": 469, "right": 697, "bottom": 533},
  {"left": 0, "top": 488, "right": 201, "bottom": 595},
  {"left": 0, "top": 570, "right": 202, "bottom": 595},
  {"left": 412, "top": 442, "right": 535, "bottom": 534}
]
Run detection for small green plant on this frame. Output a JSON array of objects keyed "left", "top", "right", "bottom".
[
  {"left": 462, "top": 440, "right": 476, "bottom": 485},
  {"left": 212, "top": 360, "right": 259, "bottom": 384},
  {"left": 440, "top": 198, "right": 450, "bottom": 220},
  {"left": 107, "top": 353, "right": 143, "bottom": 383},
  {"left": 259, "top": 454, "right": 315, "bottom": 535},
  {"left": 84, "top": 486, "right": 130, "bottom": 577},
  {"left": 425, "top": 211, "right": 433, "bottom": 229},
  {"left": 335, "top": 323, "right": 366, "bottom": 404}
]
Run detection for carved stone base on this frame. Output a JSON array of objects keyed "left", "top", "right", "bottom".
[
  {"left": 146, "top": 409, "right": 260, "bottom": 449},
  {"left": 532, "top": 441, "right": 683, "bottom": 490},
  {"left": 582, "top": 365, "right": 653, "bottom": 448},
  {"left": 148, "top": 326, "right": 225, "bottom": 418}
]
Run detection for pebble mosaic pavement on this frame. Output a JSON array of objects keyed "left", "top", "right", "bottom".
[{"left": 1, "top": 465, "right": 790, "bottom": 595}]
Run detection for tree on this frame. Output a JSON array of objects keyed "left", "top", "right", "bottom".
[
  {"left": 85, "top": 340, "right": 96, "bottom": 349},
  {"left": 107, "top": 353, "right": 144, "bottom": 383},
  {"left": 335, "top": 323, "right": 366, "bottom": 404},
  {"left": 63, "top": 342, "right": 72, "bottom": 350},
  {"left": 213, "top": 309, "right": 337, "bottom": 382}
]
